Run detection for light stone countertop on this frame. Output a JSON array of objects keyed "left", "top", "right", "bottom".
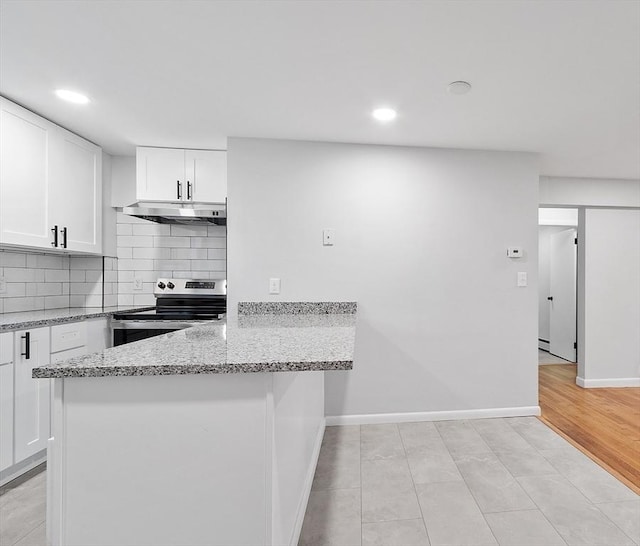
[
  {"left": 32, "top": 303, "right": 357, "bottom": 378},
  {"left": 0, "top": 305, "right": 155, "bottom": 332}
]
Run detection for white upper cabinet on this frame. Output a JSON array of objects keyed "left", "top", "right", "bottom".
[
  {"left": 0, "top": 97, "right": 102, "bottom": 254},
  {"left": 185, "top": 149, "right": 227, "bottom": 204},
  {"left": 136, "top": 146, "right": 226, "bottom": 203},
  {"left": 136, "top": 147, "right": 185, "bottom": 202},
  {"left": 0, "top": 98, "right": 56, "bottom": 249},
  {"left": 50, "top": 128, "right": 102, "bottom": 254}
]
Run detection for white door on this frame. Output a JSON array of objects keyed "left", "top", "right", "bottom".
[
  {"left": 549, "top": 228, "right": 577, "bottom": 362},
  {"left": 185, "top": 149, "right": 227, "bottom": 203},
  {"left": 0, "top": 98, "right": 56, "bottom": 249},
  {"left": 14, "top": 327, "right": 50, "bottom": 462},
  {"left": 0, "top": 332, "right": 14, "bottom": 471},
  {"left": 50, "top": 128, "right": 102, "bottom": 253},
  {"left": 136, "top": 147, "right": 186, "bottom": 202}
]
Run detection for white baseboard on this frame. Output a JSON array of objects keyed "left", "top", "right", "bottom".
[
  {"left": 0, "top": 450, "right": 47, "bottom": 487},
  {"left": 290, "top": 418, "right": 325, "bottom": 546},
  {"left": 576, "top": 376, "right": 640, "bottom": 388},
  {"left": 325, "top": 406, "right": 541, "bottom": 426}
]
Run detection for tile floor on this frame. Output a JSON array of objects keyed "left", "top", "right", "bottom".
[
  {"left": 0, "top": 468, "right": 46, "bottom": 546},
  {"left": 299, "top": 417, "right": 640, "bottom": 546},
  {"left": 1, "top": 418, "right": 638, "bottom": 546}
]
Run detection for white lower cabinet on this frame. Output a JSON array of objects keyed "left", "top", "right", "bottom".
[
  {"left": 14, "top": 327, "right": 51, "bottom": 462},
  {"left": 0, "top": 332, "right": 14, "bottom": 472}
]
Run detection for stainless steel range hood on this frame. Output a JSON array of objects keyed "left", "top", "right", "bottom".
[{"left": 121, "top": 202, "right": 226, "bottom": 225}]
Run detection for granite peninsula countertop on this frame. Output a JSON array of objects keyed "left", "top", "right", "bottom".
[
  {"left": 32, "top": 302, "right": 357, "bottom": 378},
  {"left": 0, "top": 305, "right": 155, "bottom": 332}
]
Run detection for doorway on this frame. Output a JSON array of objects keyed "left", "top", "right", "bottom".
[{"left": 538, "top": 208, "right": 578, "bottom": 365}]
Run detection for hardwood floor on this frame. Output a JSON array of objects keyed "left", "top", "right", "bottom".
[{"left": 539, "top": 364, "right": 640, "bottom": 494}]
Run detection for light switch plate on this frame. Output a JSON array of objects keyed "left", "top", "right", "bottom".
[
  {"left": 323, "top": 229, "right": 335, "bottom": 246},
  {"left": 517, "top": 272, "right": 528, "bottom": 287},
  {"left": 269, "top": 278, "right": 281, "bottom": 294}
]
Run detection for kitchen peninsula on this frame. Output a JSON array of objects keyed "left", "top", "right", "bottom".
[{"left": 33, "top": 302, "right": 357, "bottom": 546}]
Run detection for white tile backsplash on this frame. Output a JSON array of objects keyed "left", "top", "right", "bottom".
[
  {"left": 1, "top": 214, "right": 226, "bottom": 314},
  {"left": 116, "top": 212, "right": 226, "bottom": 302},
  {"left": 0, "top": 250, "right": 108, "bottom": 312}
]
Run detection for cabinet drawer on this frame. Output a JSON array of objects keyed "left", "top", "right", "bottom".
[{"left": 51, "top": 322, "right": 87, "bottom": 353}]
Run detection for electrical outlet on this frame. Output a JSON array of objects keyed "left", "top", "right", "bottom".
[
  {"left": 133, "top": 277, "right": 143, "bottom": 290},
  {"left": 323, "top": 229, "right": 335, "bottom": 246},
  {"left": 0, "top": 276, "right": 6, "bottom": 295},
  {"left": 269, "top": 278, "right": 281, "bottom": 294}
]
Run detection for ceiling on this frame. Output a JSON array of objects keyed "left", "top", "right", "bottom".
[{"left": 1, "top": 0, "right": 639, "bottom": 179}]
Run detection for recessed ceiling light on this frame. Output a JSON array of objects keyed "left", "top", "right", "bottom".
[
  {"left": 55, "top": 89, "right": 90, "bottom": 104},
  {"left": 372, "top": 108, "right": 397, "bottom": 122},
  {"left": 447, "top": 81, "right": 472, "bottom": 95}
]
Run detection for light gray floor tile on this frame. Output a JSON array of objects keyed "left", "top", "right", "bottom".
[
  {"left": 596, "top": 500, "right": 640, "bottom": 544},
  {"left": 471, "top": 418, "right": 533, "bottom": 452},
  {"left": 493, "top": 449, "right": 558, "bottom": 477},
  {"left": 435, "top": 420, "right": 492, "bottom": 459},
  {"left": 361, "top": 457, "right": 414, "bottom": 490},
  {"left": 14, "top": 521, "right": 46, "bottom": 546},
  {"left": 362, "top": 484, "right": 422, "bottom": 523},
  {"left": 299, "top": 488, "right": 362, "bottom": 546},
  {"left": 416, "top": 481, "right": 498, "bottom": 546},
  {"left": 361, "top": 424, "right": 405, "bottom": 460},
  {"left": 407, "top": 448, "right": 463, "bottom": 484},
  {"left": 539, "top": 448, "right": 639, "bottom": 504},
  {"left": 398, "top": 422, "right": 444, "bottom": 456},
  {"left": 517, "top": 474, "right": 636, "bottom": 545},
  {"left": 506, "top": 417, "right": 570, "bottom": 451},
  {"left": 323, "top": 425, "right": 361, "bottom": 446},
  {"left": 454, "top": 452, "right": 536, "bottom": 513},
  {"left": 0, "top": 491, "right": 46, "bottom": 546},
  {"left": 313, "top": 438, "right": 360, "bottom": 491},
  {"left": 362, "top": 519, "right": 430, "bottom": 546},
  {"left": 484, "top": 509, "right": 567, "bottom": 546}
]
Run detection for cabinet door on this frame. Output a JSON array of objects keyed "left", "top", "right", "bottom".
[
  {"left": 50, "top": 128, "right": 102, "bottom": 254},
  {"left": 0, "top": 98, "right": 56, "bottom": 249},
  {"left": 136, "top": 147, "right": 185, "bottom": 202},
  {"left": 14, "top": 327, "right": 50, "bottom": 462},
  {"left": 185, "top": 149, "right": 227, "bottom": 203},
  {"left": 0, "top": 332, "right": 14, "bottom": 472}
]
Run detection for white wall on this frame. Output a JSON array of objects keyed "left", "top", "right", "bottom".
[
  {"left": 110, "top": 156, "right": 136, "bottom": 208},
  {"left": 579, "top": 209, "right": 640, "bottom": 386},
  {"left": 228, "top": 138, "right": 540, "bottom": 419},
  {"left": 540, "top": 176, "right": 640, "bottom": 207}
]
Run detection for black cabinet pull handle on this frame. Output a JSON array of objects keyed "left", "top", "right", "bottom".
[
  {"left": 51, "top": 225, "right": 58, "bottom": 247},
  {"left": 187, "top": 181, "right": 192, "bottom": 200},
  {"left": 61, "top": 227, "right": 68, "bottom": 249},
  {"left": 547, "top": 296, "right": 553, "bottom": 301},
  {"left": 21, "top": 332, "right": 31, "bottom": 360},
  {"left": 177, "top": 180, "right": 182, "bottom": 200}
]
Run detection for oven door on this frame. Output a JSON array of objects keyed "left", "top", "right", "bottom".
[{"left": 111, "top": 320, "right": 204, "bottom": 347}]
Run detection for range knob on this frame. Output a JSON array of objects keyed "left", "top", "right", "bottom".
[
  {"left": 157, "top": 282, "right": 166, "bottom": 289},
  {"left": 167, "top": 282, "right": 175, "bottom": 289}
]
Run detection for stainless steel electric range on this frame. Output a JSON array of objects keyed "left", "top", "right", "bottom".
[{"left": 111, "top": 278, "right": 227, "bottom": 346}]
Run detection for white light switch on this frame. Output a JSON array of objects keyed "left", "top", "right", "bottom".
[
  {"left": 269, "top": 278, "right": 281, "bottom": 294},
  {"left": 133, "top": 277, "right": 143, "bottom": 290},
  {"left": 517, "top": 272, "right": 528, "bottom": 287},
  {"left": 323, "top": 229, "right": 335, "bottom": 246}
]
